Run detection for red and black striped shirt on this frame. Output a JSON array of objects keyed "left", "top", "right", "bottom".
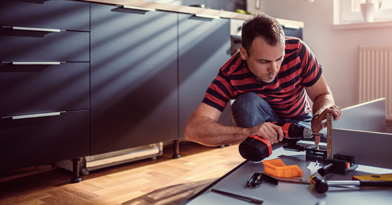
[{"left": 202, "top": 37, "right": 322, "bottom": 119}]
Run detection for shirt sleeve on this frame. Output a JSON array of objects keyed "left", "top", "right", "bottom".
[
  {"left": 298, "top": 39, "right": 322, "bottom": 87},
  {"left": 201, "top": 53, "right": 241, "bottom": 112}
]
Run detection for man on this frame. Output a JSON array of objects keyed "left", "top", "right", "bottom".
[{"left": 185, "top": 14, "right": 341, "bottom": 147}]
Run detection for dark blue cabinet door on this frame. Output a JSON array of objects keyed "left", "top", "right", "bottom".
[
  {"left": 178, "top": 14, "right": 232, "bottom": 139},
  {"left": 0, "top": 0, "right": 90, "bottom": 31},
  {"left": 0, "top": 28, "right": 89, "bottom": 62},
  {"left": 0, "top": 110, "right": 90, "bottom": 171},
  {"left": 91, "top": 4, "right": 178, "bottom": 155},
  {"left": 0, "top": 63, "right": 89, "bottom": 117}
]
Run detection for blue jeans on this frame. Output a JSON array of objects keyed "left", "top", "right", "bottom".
[{"left": 231, "top": 92, "right": 326, "bottom": 141}]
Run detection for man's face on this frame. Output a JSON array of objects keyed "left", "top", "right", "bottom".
[{"left": 240, "top": 37, "right": 285, "bottom": 83}]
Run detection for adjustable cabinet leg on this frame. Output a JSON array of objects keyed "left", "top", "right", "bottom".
[
  {"left": 71, "top": 158, "right": 82, "bottom": 183},
  {"left": 172, "top": 140, "right": 181, "bottom": 158}
]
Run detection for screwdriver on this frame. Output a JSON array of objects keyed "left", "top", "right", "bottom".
[{"left": 211, "top": 189, "right": 263, "bottom": 204}]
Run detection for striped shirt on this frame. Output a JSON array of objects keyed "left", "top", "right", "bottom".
[{"left": 202, "top": 37, "right": 322, "bottom": 119}]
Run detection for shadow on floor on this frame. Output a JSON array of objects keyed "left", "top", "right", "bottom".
[{"left": 122, "top": 178, "right": 216, "bottom": 205}]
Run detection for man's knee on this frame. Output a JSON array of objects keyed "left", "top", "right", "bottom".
[
  {"left": 232, "top": 92, "right": 262, "bottom": 116},
  {"left": 231, "top": 92, "right": 275, "bottom": 127}
]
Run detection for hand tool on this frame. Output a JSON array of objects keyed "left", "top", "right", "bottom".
[
  {"left": 352, "top": 174, "right": 392, "bottom": 181},
  {"left": 306, "top": 145, "right": 328, "bottom": 161},
  {"left": 272, "top": 177, "right": 309, "bottom": 184},
  {"left": 211, "top": 188, "right": 264, "bottom": 204},
  {"left": 247, "top": 172, "right": 278, "bottom": 187},
  {"left": 239, "top": 123, "right": 318, "bottom": 161},
  {"left": 261, "top": 173, "right": 310, "bottom": 185},
  {"left": 274, "top": 122, "right": 314, "bottom": 139},
  {"left": 310, "top": 174, "right": 392, "bottom": 193},
  {"left": 317, "top": 154, "right": 357, "bottom": 176}
]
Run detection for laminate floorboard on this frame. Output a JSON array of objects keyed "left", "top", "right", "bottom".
[{"left": 0, "top": 141, "right": 244, "bottom": 205}]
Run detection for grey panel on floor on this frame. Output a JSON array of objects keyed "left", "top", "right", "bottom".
[
  {"left": 332, "top": 128, "right": 392, "bottom": 169},
  {"left": 333, "top": 98, "right": 386, "bottom": 132}
]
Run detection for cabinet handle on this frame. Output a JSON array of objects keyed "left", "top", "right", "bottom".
[
  {"left": 122, "top": 5, "right": 156, "bottom": 12},
  {"left": 11, "top": 62, "right": 62, "bottom": 65},
  {"left": 194, "top": 14, "right": 220, "bottom": 19},
  {"left": 10, "top": 26, "right": 62, "bottom": 33},
  {"left": 3, "top": 111, "right": 66, "bottom": 120}
]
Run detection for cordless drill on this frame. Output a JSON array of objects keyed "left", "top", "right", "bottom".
[{"left": 238, "top": 123, "right": 313, "bottom": 162}]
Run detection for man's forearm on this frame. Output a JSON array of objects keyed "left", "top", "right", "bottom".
[
  {"left": 312, "top": 93, "right": 335, "bottom": 115},
  {"left": 185, "top": 116, "right": 250, "bottom": 147}
]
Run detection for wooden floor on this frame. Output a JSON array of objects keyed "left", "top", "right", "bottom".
[
  {"left": 0, "top": 141, "right": 244, "bottom": 205},
  {"left": 1, "top": 122, "right": 391, "bottom": 204}
]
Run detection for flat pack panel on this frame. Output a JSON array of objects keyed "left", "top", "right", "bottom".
[
  {"left": 331, "top": 98, "right": 392, "bottom": 169},
  {"left": 332, "top": 128, "right": 392, "bottom": 169},
  {"left": 333, "top": 98, "right": 386, "bottom": 132}
]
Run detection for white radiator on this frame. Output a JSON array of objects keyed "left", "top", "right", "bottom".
[
  {"left": 56, "top": 143, "right": 163, "bottom": 175},
  {"left": 359, "top": 45, "right": 392, "bottom": 120}
]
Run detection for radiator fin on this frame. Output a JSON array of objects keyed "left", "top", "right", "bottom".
[{"left": 359, "top": 45, "right": 392, "bottom": 120}]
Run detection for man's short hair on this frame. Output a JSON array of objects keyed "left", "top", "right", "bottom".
[{"left": 241, "top": 13, "right": 285, "bottom": 55}]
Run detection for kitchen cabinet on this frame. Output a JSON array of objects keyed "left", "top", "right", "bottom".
[
  {"left": 0, "top": 0, "right": 252, "bottom": 177},
  {"left": 178, "top": 14, "right": 233, "bottom": 141},
  {"left": 283, "top": 26, "right": 303, "bottom": 40},
  {"left": 0, "top": 0, "right": 90, "bottom": 172},
  {"left": 90, "top": 4, "right": 178, "bottom": 155}
]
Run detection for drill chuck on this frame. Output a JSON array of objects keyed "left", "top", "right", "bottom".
[
  {"left": 279, "top": 123, "right": 312, "bottom": 139},
  {"left": 302, "top": 127, "right": 313, "bottom": 139}
]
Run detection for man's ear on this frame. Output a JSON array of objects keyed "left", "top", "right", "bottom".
[{"left": 240, "top": 47, "right": 248, "bottom": 60}]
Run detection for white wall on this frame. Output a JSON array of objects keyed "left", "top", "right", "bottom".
[{"left": 248, "top": 0, "right": 392, "bottom": 108}]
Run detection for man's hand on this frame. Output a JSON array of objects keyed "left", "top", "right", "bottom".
[
  {"left": 249, "top": 122, "right": 284, "bottom": 144},
  {"left": 311, "top": 105, "right": 342, "bottom": 144}
]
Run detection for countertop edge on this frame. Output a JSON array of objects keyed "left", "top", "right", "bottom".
[{"left": 79, "top": 0, "right": 304, "bottom": 28}]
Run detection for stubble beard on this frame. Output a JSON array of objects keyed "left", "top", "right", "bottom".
[{"left": 260, "top": 73, "right": 276, "bottom": 83}]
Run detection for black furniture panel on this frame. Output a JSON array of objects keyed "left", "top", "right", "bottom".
[
  {"left": 0, "top": 27, "right": 89, "bottom": 62},
  {"left": 0, "top": 0, "right": 90, "bottom": 31},
  {"left": 0, "top": 110, "right": 90, "bottom": 171},
  {"left": 0, "top": 63, "right": 89, "bottom": 117},
  {"left": 91, "top": 4, "right": 178, "bottom": 155},
  {"left": 178, "top": 14, "right": 232, "bottom": 139}
]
